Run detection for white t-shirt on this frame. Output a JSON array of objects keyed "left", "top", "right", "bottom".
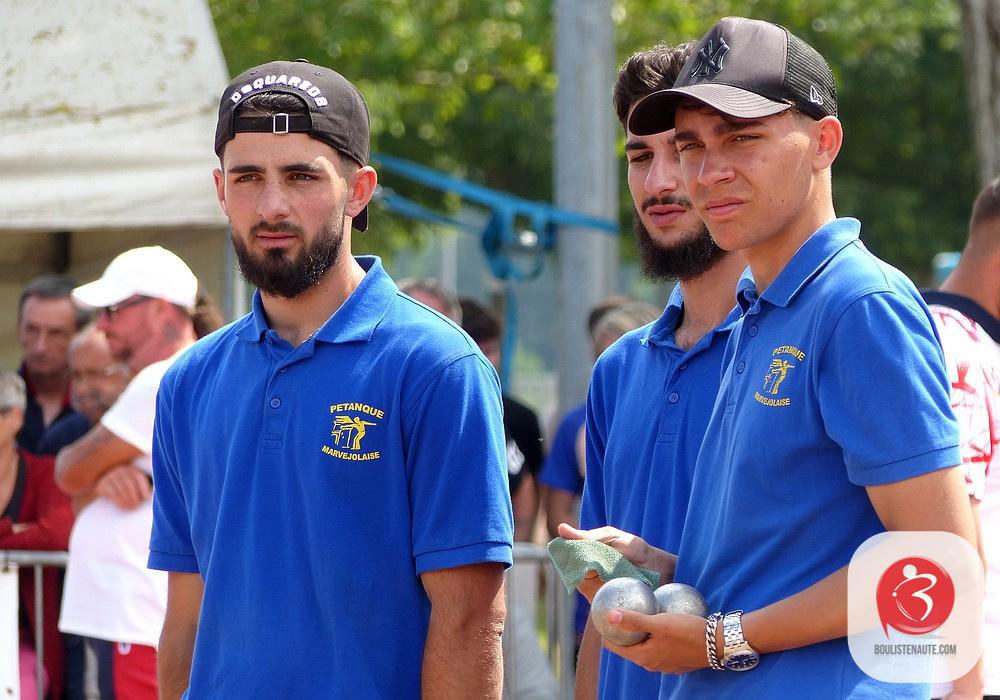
[
  {"left": 59, "top": 352, "right": 183, "bottom": 647},
  {"left": 930, "top": 305, "right": 1000, "bottom": 695}
]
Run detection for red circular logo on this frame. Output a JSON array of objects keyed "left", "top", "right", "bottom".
[{"left": 875, "top": 556, "right": 955, "bottom": 636}]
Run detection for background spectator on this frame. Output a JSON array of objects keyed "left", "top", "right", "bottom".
[
  {"left": 923, "top": 175, "right": 1000, "bottom": 699},
  {"left": 398, "top": 277, "right": 463, "bottom": 323},
  {"left": 16, "top": 275, "right": 91, "bottom": 454},
  {"left": 38, "top": 325, "right": 132, "bottom": 458},
  {"left": 56, "top": 246, "right": 200, "bottom": 700},
  {"left": 0, "top": 370, "right": 75, "bottom": 698}
]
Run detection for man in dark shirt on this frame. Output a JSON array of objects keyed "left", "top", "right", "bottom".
[{"left": 16, "top": 275, "right": 90, "bottom": 454}]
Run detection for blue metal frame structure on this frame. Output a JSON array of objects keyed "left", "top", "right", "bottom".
[{"left": 372, "top": 152, "right": 619, "bottom": 384}]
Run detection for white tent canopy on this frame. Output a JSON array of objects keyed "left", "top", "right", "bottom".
[{"left": 0, "top": 0, "right": 229, "bottom": 232}]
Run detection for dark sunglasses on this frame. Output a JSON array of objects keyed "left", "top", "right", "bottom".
[{"left": 101, "top": 296, "right": 152, "bottom": 319}]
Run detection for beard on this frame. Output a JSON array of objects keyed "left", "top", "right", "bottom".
[
  {"left": 232, "top": 216, "right": 345, "bottom": 299},
  {"left": 633, "top": 198, "right": 726, "bottom": 281}
]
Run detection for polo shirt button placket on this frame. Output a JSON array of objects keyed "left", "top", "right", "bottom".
[
  {"left": 748, "top": 325, "right": 759, "bottom": 337},
  {"left": 270, "top": 397, "right": 282, "bottom": 409},
  {"left": 668, "top": 391, "right": 680, "bottom": 404}
]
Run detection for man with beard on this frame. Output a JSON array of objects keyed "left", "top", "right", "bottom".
[
  {"left": 56, "top": 246, "right": 200, "bottom": 699},
  {"left": 558, "top": 42, "right": 747, "bottom": 700},
  {"left": 149, "top": 61, "right": 512, "bottom": 699}
]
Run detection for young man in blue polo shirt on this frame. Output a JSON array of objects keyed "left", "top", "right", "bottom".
[
  {"left": 568, "top": 17, "right": 976, "bottom": 698},
  {"left": 148, "top": 60, "right": 513, "bottom": 698},
  {"left": 561, "top": 42, "right": 748, "bottom": 699}
]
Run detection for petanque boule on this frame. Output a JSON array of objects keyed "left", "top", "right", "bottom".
[
  {"left": 590, "top": 577, "right": 657, "bottom": 646},
  {"left": 653, "top": 582, "right": 708, "bottom": 617}
]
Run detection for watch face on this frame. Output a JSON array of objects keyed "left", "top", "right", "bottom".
[{"left": 724, "top": 650, "right": 760, "bottom": 672}]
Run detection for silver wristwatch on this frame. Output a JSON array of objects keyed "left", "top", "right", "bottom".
[{"left": 721, "top": 610, "right": 760, "bottom": 671}]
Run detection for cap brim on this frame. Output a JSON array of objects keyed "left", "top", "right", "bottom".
[
  {"left": 71, "top": 280, "right": 132, "bottom": 309},
  {"left": 628, "top": 85, "right": 791, "bottom": 136}
]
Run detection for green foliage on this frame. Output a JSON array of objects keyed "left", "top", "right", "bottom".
[{"left": 210, "top": 0, "right": 976, "bottom": 281}]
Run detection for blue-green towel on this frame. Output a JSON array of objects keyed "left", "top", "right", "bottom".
[{"left": 545, "top": 537, "right": 661, "bottom": 594}]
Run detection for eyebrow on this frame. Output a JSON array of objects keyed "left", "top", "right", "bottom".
[
  {"left": 227, "top": 162, "right": 325, "bottom": 174},
  {"left": 675, "top": 118, "right": 766, "bottom": 143},
  {"left": 624, "top": 134, "right": 676, "bottom": 151}
]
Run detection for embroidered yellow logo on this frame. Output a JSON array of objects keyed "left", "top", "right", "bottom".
[
  {"left": 754, "top": 345, "right": 805, "bottom": 407},
  {"left": 322, "top": 402, "right": 384, "bottom": 461}
]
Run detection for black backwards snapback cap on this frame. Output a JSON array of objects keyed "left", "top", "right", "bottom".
[
  {"left": 628, "top": 17, "right": 837, "bottom": 136},
  {"left": 215, "top": 59, "right": 371, "bottom": 231}
]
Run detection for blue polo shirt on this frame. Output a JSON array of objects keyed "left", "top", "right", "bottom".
[
  {"left": 667, "top": 219, "right": 960, "bottom": 699},
  {"left": 581, "top": 284, "right": 738, "bottom": 700},
  {"left": 149, "top": 256, "right": 513, "bottom": 699}
]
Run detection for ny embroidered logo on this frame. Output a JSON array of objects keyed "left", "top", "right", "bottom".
[{"left": 692, "top": 38, "right": 730, "bottom": 78}]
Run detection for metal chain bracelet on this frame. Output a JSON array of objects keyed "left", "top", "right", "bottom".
[{"left": 705, "top": 612, "right": 725, "bottom": 670}]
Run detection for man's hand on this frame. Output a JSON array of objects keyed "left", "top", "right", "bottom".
[
  {"left": 595, "top": 609, "right": 711, "bottom": 674},
  {"left": 557, "top": 523, "right": 676, "bottom": 601},
  {"left": 94, "top": 465, "right": 152, "bottom": 510}
]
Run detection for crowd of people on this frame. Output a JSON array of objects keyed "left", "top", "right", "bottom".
[{"left": 1, "top": 13, "right": 997, "bottom": 700}]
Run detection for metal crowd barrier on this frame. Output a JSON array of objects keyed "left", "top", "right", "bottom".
[
  {"left": 1, "top": 547, "right": 574, "bottom": 699},
  {"left": 0, "top": 550, "right": 69, "bottom": 700},
  {"left": 504, "top": 542, "right": 576, "bottom": 700}
]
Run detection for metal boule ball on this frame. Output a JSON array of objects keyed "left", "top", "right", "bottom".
[
  {"left": 653, "top": 582, "right": 708, "bottom": 617},
  {"left": 590, "top": 577, "right": 656, "bottom": 646}
]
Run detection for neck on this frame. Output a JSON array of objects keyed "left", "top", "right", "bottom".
[
  {"left": 128, "top": 324, "right": 197, "bottom": 373},
  {"left": 674, "top": 252, "right": 746, "bottom": 349},
  {"left": 746, "top": 198, "right": 837, "bottom": 293},
  {"left": 0, "top": 443, "right": 18, "bottom": 482},
  {"left": 262, "top": 252, "right": 367, "bottom": 347},
  {"left": 940, "top": 257, "right": 1000, "bottom": 321},
  {"left": 24, "top": 367, "right": 68, "bottom": 398}
]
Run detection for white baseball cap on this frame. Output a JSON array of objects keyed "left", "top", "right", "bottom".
[{"left": 72, "top": 246, "right": 198, "bottom": 309}]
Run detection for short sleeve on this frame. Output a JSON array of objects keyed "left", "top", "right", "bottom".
[
  {"left": 148, "top": 372, "right": 199, "bottom": 573},
  {"left": 101, "top": 365, "right": 160, "bottom": 454},
  {"left": 818, "top": 292, "right": 961, "bottom": 486},
  {"left": 406, "top": 354, "right": 513, "bottom": 575}
]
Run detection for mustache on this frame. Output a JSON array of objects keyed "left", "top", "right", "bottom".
[
  {"left": 641, "top": 194, "right": 694, "bottom": 212},
  {"left": 250, "top": 221, "right": 305, "bottom": 236}
]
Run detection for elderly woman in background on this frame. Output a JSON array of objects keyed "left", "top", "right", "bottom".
[{"left": 0, "top": 370, "right": 74, "bottom": 699}]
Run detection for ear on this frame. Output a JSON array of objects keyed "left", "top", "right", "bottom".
[
  {"left": 812, "top": 116, "right": 843, "bottom": 171},
  {"left": 213, "top": 167, "right": 228, "bottom": 216},
  {"left": 345, "top": 166, "right": 378, "bottom": 219}
]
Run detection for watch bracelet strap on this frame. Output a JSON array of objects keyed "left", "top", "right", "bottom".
[
  {"left": 723, "top": 609, "right": 747, "bottom": 653},
  {"left": 705, "top": 612, "right": 724, "bottom": 670}
]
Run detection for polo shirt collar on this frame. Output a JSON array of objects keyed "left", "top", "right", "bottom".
[
  {"left": 642, "top": 284, "right": 685, "bottom": 347},
  {"left": 235, "top": 256, "right": 395, "bottom": 344},
  {"left": 737, "top": 217, "right": 860, "bottom": 312}
]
